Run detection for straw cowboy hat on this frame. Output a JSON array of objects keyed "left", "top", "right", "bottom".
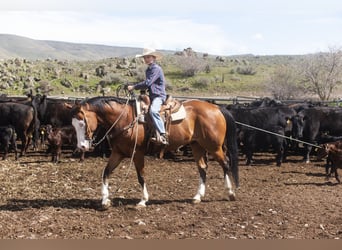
[{"left": 136, "top": 48, "right": 163, "bottom": 60}]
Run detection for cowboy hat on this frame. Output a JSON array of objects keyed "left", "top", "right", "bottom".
[{"left": 136, "top": 48, "right": 163, "bottom": 60}]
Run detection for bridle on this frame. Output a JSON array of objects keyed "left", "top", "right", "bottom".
[{"left": 79, "top": 108, "right": 94, "bottom": 141}]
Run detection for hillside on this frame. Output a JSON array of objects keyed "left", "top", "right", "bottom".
[
  {"left": 0, "top": 34, "right": 341, "bottom": 101},
  {"left": 0, "top": 34, "right": 144, "bottom": 61},
  {"left": 0, "top": 52, "right": 308, "bottom": 99}
]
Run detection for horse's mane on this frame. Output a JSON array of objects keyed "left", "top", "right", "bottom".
[{"left": 81, "top": 96, "right": 134, "bottom": 109}]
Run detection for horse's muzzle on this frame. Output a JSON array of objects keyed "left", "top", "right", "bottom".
[{"left": 80, "top": 139, "right": 93, "bottom": 151}]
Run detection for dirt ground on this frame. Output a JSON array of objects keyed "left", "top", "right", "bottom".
[{"left": 0, "top": 148, "right": 341, "bottom": 239}]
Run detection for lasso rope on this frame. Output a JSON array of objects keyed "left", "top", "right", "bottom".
[{"left": 235, "top": 121, "right": 322, "bottom": 149}]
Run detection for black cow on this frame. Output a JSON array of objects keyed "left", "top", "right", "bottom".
[
  {"left": 37, "top": 124, "right": 53, "bottom": 149},
  {"left": 0, "top": 126, "right": 18, "bottom": 160},
  {"left": 31, "top": 94, "right": 74, "bottom": 127},
  {"left": 90, "top": 125, "right": 112, "bottom": 158},
  {"left": 47, "top": 125, "right": 85, "bottom": 163},
  {"left": 0, "top": 94, "right": 40, "bottom": 150},
  {"left": 296, "top": 107, "right": 342, "bottom": 163},
  {"left": 0, "top": 102, "right": 38, "bottom": 156},
  {"left": 248, "top": 97, "right": 283, "bottom": 108},
  {"left": 228, "top": 105, "right": 298, "bottom": 166}
]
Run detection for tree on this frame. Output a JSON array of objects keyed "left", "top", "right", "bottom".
[
  {"left": 301, "top": 47, "right": 342, "bottom": 101},
  {"left": 266, "top": 65, "right": 304, "bottom": 100}
]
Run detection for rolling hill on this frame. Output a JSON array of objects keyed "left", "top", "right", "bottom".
[{"left": 0, "top": 34, "right": 144, "bottom": 61}]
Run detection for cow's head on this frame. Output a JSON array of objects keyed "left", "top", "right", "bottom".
[
  {"left": 30, "top": 94, "right": 48, "bottom": 121},
  {"left": 291, "top": 113, "right": 305, "bottom": 139},
  {"left": 316, "top": 144, "right": 330, "bottom": 160}
]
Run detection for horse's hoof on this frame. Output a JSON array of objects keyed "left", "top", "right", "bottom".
[
  {"left": 136, "top": 204, "right": 146, "bottom": 209},
  {"left": 228, "top": 193, "right": 236, "bottom": 201},
  {"left": 136, "top": 201, "right": 147, "bottom": 209},
  {"left": 101, "top": 199, "right": 112, "bottom": 210},
  {"left": 192, "top": 199, "right": 201, "bottom": 204}
]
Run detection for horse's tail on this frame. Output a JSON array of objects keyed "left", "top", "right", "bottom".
[{"left": 220, "top": 107, "right": 239, "bottom": 188}]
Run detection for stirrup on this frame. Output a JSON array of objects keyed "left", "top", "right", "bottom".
[
  {"left": 159, "top": 135, "right": 169, "bottom": 145},
  {"left": 151, "top": 133, "right": 169, "bottom": 145}
]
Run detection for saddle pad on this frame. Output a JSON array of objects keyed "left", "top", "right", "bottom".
[{"left": 171, "top": 105, "right": 186, "bottom": 121}]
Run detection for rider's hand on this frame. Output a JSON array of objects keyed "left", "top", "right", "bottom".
[{"left": 127, "top": 85, "right": 134, "bottom": 92}]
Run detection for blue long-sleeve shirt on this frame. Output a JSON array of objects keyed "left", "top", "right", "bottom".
[{"left": 133, "top": 62, "right": 166, "bottom": 101}]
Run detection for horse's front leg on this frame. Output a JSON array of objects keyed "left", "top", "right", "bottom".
[
  {"left": 134, "top": 152, "right": 149, "bottom": 207},
  {"left": 101, "top": 152, "right": 123, "bottom": 209}
]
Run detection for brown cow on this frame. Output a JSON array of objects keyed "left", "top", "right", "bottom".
[
  {"left": 317, "top": 141, "right": 342, "bottom": 183},
  {"left": 47, "top": 125, "right": 84, "bottom": 163}
]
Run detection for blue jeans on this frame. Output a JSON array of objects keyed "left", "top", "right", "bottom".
[{"left": 149, "top": 97, "right": 165, "bottom": 134}]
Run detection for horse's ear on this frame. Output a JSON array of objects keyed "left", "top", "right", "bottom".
[{"left": 64, "top": 103, "right": 73, "bottom": 109}]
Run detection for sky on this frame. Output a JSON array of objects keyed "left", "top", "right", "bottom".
[{"left": 0, "top": 0, "right": 341, "bottom": 56}]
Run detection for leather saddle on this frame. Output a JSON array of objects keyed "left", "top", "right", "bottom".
[
  {"left": 137, "top": 94, "right": 184, "bottom": 123},
  {"left": 136, "top": 94, "right": 185, "bottom": 158}
]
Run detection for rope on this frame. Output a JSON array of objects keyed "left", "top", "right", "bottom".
[
  {"left": 114, "top": 117, "right": 140, "bottom": 194},
  {"left": 235, "top": 121, "right": 322, "bottom": 149}
]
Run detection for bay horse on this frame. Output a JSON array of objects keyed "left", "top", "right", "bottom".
[{"left": 71, "top": 96, "right": 239, "bottom": 208}]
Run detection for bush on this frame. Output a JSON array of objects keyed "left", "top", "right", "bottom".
[
  {"left": 192, "top": 77, "right": 211, "bottom": 89},
  {"left": 236, "top": 66, "right": 256, "bottom": 75},
  {"left": 102, "top": 73, "right": 126, "bottom": 85},
  {"left": 131, "top": 65, "right": 147, "bottom": 82},
  {"left": 176, "top": 56, "right": 206, "bottom": 77}
]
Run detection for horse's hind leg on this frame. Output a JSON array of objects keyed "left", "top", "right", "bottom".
[
  {"left": 212, "top": 149, "right": 236, "bottom": 201},
  {"left": 101, "top": 152, "right": 123, "bottom": 209},
  {"left": 191, "top": 143, "right": 208, "bottom": 204}
]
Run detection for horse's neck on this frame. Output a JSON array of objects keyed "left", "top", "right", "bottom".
[{"left": 98, "top": 102, "right": 134, "bottom": 129}]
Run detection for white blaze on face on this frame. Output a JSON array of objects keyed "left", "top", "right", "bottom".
[{"left": 72, "top": 118, "right": 90, "bottom": 151}]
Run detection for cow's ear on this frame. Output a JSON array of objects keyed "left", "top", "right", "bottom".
[{"left": 64, "top": 103, "right": 73, "bottom": 109}]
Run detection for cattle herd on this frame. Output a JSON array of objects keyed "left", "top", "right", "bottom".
[
  {"left": 225, "top": 97, "right": 342, "bottom": 183},
  {"left": 0, "top": 94, "right": 341, "bottom": 184},
  {"left": 0, "top": 94, "right": 109, "bottom": 163}
]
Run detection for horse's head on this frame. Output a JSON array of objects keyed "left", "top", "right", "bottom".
[{"left": 71, "top": 103, "right": 98, "bottom": 151}]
